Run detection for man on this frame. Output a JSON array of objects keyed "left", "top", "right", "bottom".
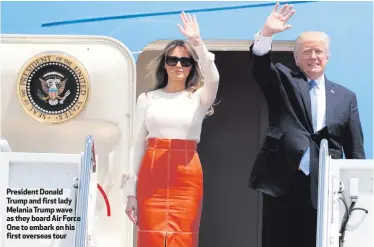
[{"left": 248, "top": 3, "right": 365, "bottom": 247}]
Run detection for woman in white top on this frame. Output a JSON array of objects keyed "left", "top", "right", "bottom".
[{"left": 124, "top": 12, "right": 219, "bottom": 247}]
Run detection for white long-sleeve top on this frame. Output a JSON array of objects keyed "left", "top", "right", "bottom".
[{"left": 125, "top": 44, "right": 220, "bottom": 196}]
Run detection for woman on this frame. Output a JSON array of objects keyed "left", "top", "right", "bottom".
[{"left": 124, "top": 12, "right": 219, "bottom": 247}]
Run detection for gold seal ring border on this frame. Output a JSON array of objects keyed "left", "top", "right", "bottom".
[{"left": 16, "top": 52, "right": 91, "bottom": 124}]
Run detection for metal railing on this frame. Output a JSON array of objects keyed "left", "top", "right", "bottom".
[
  {"left": 74, "top": 135, "right": 97, "bottom": 247},
  {"left": 316, "top": 139, "right": 330, "bottom": 247},
  {"left": 0, "top": 135, "right": 96, "bottom": 246},
  {"left": 0, "top": 137, "right": 12, "bottom": 152}
]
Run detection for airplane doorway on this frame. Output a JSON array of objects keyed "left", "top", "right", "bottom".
[
  {"left": 197, "top": 50, "right": 297, "bottom": 247},
  {"left": 136, "top": 41, "right": 297, "bottom": 247}
]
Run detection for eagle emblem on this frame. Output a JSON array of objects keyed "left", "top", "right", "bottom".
[
  {"left": 37, "top": 71, "right": 71, "bottom": 106},
  {"left": 17, "top": 53, "right": 90, "bottom": 124}
]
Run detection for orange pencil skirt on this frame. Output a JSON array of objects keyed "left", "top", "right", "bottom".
[{"left": 136, "top": 138, "right": 203, "bottom": 247}]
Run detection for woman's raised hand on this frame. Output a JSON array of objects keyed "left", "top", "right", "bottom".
[{"left": 177, "top": 11, "right": 202, "bottom": 46}]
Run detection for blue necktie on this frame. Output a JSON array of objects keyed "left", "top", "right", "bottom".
[{"left": 299, "top": 80, "right": 317, "bottom": 175}]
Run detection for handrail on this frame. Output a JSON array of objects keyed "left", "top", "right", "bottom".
[
  {"left": 0, "top": 137, "right": 12, "bottom": 152},
  {"left": 74, "top": 135, "right": 96, "bottom": 247},
  {"left": 316, "top": 139, "right": 330, "bottom": 247}
]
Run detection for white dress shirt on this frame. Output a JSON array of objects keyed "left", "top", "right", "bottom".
[{"left": 252, "top": 32, "right": 326, "bottom": 132}]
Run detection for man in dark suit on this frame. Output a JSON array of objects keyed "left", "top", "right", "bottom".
[{"left": 248, "top": 3, "right": 365, "bottom": 247}]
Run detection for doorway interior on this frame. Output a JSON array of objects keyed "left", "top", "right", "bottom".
[{"left": 136, "top": 41, "right": 297, "bottom": 247}]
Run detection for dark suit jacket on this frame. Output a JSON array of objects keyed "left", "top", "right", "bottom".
[{"left": 248, "top": 44, "right": 366, "bottom": 208}]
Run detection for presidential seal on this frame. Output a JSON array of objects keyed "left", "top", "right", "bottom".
[{"left": 17, "top": 53, "right": 90, "bottom": 124}]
